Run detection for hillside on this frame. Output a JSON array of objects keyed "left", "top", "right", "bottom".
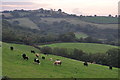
[
  {"left": 79, "top": 16, "right": 118, "bottom": 24},
  {"left": 2, "top": 9, "right": 118, "bottom": 43},
  {"left": 8, "top": 18, "right": 39, "bottom": 30},
  {"left": 2, "top": 42, "right": 118, "bottom": 78},
  {"left": 41, "top": 43, "right": 118, "bottom": 54}
]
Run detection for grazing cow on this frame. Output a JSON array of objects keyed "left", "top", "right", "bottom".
[
  {"left": 10, "top": 46, "right": 14, "bottom": 50},
  {"left": 42, "top": 56, "right": 45, "bottom": 59},
  {"left": 34, "top": 58, "right": 40, "bottom": 64},
  {"left": 49, "top": 58, "right": 53, "bottom": 61},
  {"left": 31, "top": 50, "right": 35, "bottom": 54},
  {"left": 54, "top": 60, "right": 62, "bottom": 65},
  {"left": 22, "top": 53, "right": 29, "bottom": 60},
  {"left": 84, "top": 62, "right": 88, "bottom": 66},
  {"left": 35, "top": 53, "right": 40, "bottom": 58},
  {"left": 109, "top": 66, "right": 112, "bottom": 70}
]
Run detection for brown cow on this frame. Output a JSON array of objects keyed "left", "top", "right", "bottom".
[
  {"left": 54, "top": 60, "right": 62, "bottom": 65},
  {"left": 35, "top": 53, "right": 40, "bottom": 58}
]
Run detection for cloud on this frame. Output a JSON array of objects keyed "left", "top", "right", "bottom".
[
  {"left": 72, "top": 8, "right": 83, "bottom": 15},
  {"left": 2, "top": 2, "right": 34, "bottom": 5},
  {"left": 2, "top": 2, "right": 50, "bottom": 10}
]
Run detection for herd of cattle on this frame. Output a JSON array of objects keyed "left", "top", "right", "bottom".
[{"left": 10, "top": 46, "right": 113, "bottom": 69}]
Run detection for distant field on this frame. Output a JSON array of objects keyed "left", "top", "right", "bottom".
[
  {"left": 41, "top": 43, "right": 118, "bottom": 54},
  {"left": 75, "top": 32, "right": 88, "bottom": 38},
  {"left": 79, "top": 16, "right": 118, "bottom": 24},
  {"left": 2, "top": 42, "right": 118, "bottom": 78},
  {"left": 8, "top": 18, "right": 40, "bottom": 30},
  {"left": 41, "top": 17, "right": 118, "bottom": 29}
]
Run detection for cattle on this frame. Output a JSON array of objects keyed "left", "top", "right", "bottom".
[
  {"left": 49, "top": 58, "right": 53, "bottom": 61},
  {"left": 42, "top": 56, "right": 45, "bottom": 59},
  {"left": 54, "top": 60, "right": 62, "bottom": 65},
  {"left": 34, "top": 58, "right": 40, "bottom": 64},
  {"left": 109, "top": 66, "right": 112, "bottom": 70},
  {"left": 10, "top": 46, "right": 14, "bottom": 51},
  {"left": 31, "top": 50, "right": 35, "bottom": 54},
  {"left": 84, "top": 62, "right": 88, "bottom": 66},
  {"left": 35, "top": 53, "right": 40, "bottom": 58},
  {"left": 22, "top": 53, "right": 29, "bottom": 60}
]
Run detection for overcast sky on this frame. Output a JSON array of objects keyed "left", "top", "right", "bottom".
[{"left": 1, "top": 0, "right": 120, "bottom": 16}]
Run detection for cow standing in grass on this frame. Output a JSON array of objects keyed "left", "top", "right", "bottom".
[
  {"left": 35, "top": 53, "right": 40, "bottom": 58},
  {"left": 22, "top": 53, "right": 29, "bottom": 60},
  {"left": 109, "top": 66, "right": 112, "bottom": 70},
  {"left": 42, "top": 56, "right": 45, "bottom": 59},
  {"left": 54, "top": 60, "right": 62, "bottom": 65},
  {"left": 31, "top": 50, "right": 35, "bottom": 54},
  {"left": 84, "top": 62, "right": 88, "bottom": 66},
  {"left": 34, "top": 58, "right": 40, "bottom": 64},
  {"left": 10, "top": 46, "right": 14, "bottom": 51}
]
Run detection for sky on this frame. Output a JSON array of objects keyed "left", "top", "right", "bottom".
[{"left": 1, "top": 0, "right": 120, "bottom": 16}]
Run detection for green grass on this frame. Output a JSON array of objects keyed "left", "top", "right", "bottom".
[
  {"left": 8, "top": 18, "right": 39, "bottom": 30},
  {"left": 75, "top": 32, "right": 88, "bottom": 39},
  {"left": 41, "top": 17, "right": 118, "bottom": 29},
  {"left": 79, "top": 16, "right": 118, "bottom": 24},
  {"left": 41, "top": 43, "right": 118, "bottom": 54},
  {"left": 2, "top": 42, "right": 118, "bottom": 78}
]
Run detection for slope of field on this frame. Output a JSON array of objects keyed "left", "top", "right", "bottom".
[
  {"left": 7, "top": 18, "right": 40, "bottom": 30},
  {"left": 79, "top": 16, "right": 118, "bottom": 24},
  {"left": 40, "top": 17, "right": 118, "bottom": 29},
  {"left": 2, "top": 42, "right": 118, "bottom": 78},
  {"left": 41, "top": 43, "right": 118, "bottom": 54},
  {"left": 75, "top": 32, "right": 88, "bottom": 38}
]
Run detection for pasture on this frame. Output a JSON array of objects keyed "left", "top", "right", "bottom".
[
  {"left": 40, "top": 17, "right": 118, "bottom": 29},
  {"left": 2, "top": 42, "right": 118, "bottom": 78},
  {"left": 7, "top": 18, "right": 39, "bottom": 30},
  {"left": 74, "top": 32, "right": 88, "bottom": 38},
  {"left": 41, "top": 43, "right": 118, "bottom": 54},
  {"left": 79, "top": 16, "right": 118, "bottom": 24}
]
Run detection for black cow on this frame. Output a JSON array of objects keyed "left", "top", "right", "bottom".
[
  {"left": 34, "top": 58, "right": 40, "bottom": 64},
  {"left": 109, "top": 66, "right": 112, "bottom": 70},
  {"left": 31, "top": 50, "right": 35, "bottom": 54},
  {"left": 22, "top": 54, "right": 29, "bottom": 60},
  {"left": 84, "top": 62, "right": 88, "bottom": 66},
  {"left": 42, "top": 56, "right": 45, "bottom": 59},
  {"left": 10, "top": 46, "right": 14, "bottom": 50}
]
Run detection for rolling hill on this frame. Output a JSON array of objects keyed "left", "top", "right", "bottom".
[
  {"left": 2, "top": 9, "right": 118, "bottom": 43},
  {"left": 2, "top": 42, "right": 118, "bottom": 78},
  {"left": 40, "top": 43, "right": 118, "bottom": 54}
]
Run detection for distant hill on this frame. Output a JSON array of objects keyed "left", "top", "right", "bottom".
[{"left": 2, "top": 9, "right": 119, "bottom": 44}]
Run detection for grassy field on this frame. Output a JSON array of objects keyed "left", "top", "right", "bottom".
[
  {"left": 79, "top": 16, "right": 118, "bottom": 24},
  {"left": 8, "top": 18, "right": 39, "bottom": 30},
  {"left": 2, "top": 42, "right": 119, "bottom": 78},
  {"left": 41, "top": 43, "right": 118, "bottom": 54},
  {"left": 41, "top": 17, "right": 118, "bottom": 29},
  {"left": 75, "top": 32, "right": 88, "bottom": 39}
]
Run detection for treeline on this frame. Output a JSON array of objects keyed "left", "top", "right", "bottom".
[{"left": 40, "top": 46, "right": 120, "bottom": 68}]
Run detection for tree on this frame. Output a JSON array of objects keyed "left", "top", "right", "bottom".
[
  {"left": 59, "top": 32, "right": 76, "bottom": 42},
  {"left": 108, "top": 14, "right": 112, "bottom": 17},
  {"left": 106, "top": 48, "right": 119, "bottom": 67},
  {"left": 58, "top": 9, "right": 62, "bottom": 12},
  {"left": 94, "top": 15, "right": 97, "bottom": 17},
  {"left": 40, "top": 46, "right": 52, "bottom": 54},
  {"left": 72, "top": 49, "right": 85, "bottom": 60}
]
